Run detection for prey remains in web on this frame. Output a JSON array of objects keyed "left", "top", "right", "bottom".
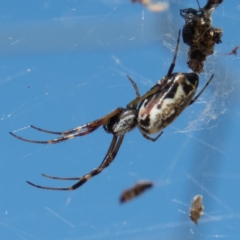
[{"left": 180, "top": 0, "right": 223, "bottom": 73}]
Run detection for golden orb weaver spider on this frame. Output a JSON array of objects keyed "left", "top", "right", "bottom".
[{"left": 10, "top": 30, "right": 214, "bottom": 191}]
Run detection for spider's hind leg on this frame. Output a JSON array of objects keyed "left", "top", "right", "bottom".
[
  {"left": 141, "top": 131, "right": 163, "bottom": 142},
  {"left": 26, "top": 135, "right": 124, "bottom": 190}
]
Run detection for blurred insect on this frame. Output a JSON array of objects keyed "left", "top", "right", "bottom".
[
  {"left": 189, "top": 195, "right": 204, "bottom": 225},
  {"left": 120, "top": 180, "right": 154, "bottom": 203},
  {"left": 10, "top": 30, "right": 214, "bottom": 191},
  {"left": 226, "top": 46, "right": 239, "bottom": 56},
  {"left": 180, "top": 0, "right": 223, "bottom": 73},
  {"left": 131, "top": 0, "right": 169, "bottom": 12}
]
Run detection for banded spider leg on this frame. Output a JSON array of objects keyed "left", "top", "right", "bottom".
[
  {"left": 9, "top": 108, "right": 124, "bottom": 144},
  {"left": 27, "top": 135, "right": 124, "bottom": 190},
  {"left": 10, "top": 77, "right": 141, "bottom": 190}
]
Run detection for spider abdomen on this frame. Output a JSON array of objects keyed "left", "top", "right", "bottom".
[{"left": 138, "top": 73, "right": 199, "bottom": 134}]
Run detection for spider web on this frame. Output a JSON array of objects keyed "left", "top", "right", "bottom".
[{"left": 1, "top": 0, "right": 240, "bottom": 239}]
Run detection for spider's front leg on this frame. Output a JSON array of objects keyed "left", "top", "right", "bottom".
[
  {"left": 26, "top": 107, "right": 139, "bottom": 190},
  {"left": 9, "top": 108, "right": 124, "bottom": 144},
  {"left": 127, "top": 30, "right": 181, "bottom": 109}
]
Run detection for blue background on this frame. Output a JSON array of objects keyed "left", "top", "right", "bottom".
[{"left": 1, "top": 1, "right": 240, "bottom": 239}]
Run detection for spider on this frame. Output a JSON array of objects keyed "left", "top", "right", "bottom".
[
  {"left": 10, "top": 30, "right": 214, "bottom": 191},
  {"left": 180, "top": 0, "right": 223, "bottom": 73}
]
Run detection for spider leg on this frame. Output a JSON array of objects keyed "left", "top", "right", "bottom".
[
  {"left": 30, "top": 125, "right": 68, "bottom": 135},
  {"left": 9, "top": 108, "right": 124, "bottom": 144},
  {"left": 196, "top": 0, "right": 201, "bottom": 9},
  {"left": 26, "top": 135, "right": 124, "bottom": 190},
  {"left": 166, "top": 29, "right": 181, "bottom": 77},
  {"left": 9, "top": 126, "right": 100, "bottom": 144},
  {"left": 127, "top": 84, "right": 161, "bottom": 109},
  {"left": 127, "top": 30, "right": 181, "bottom": 109},
  {"left": 188, "top": 74, "right": 214, "bottom": 105},
  {"left": 141, "top": 131, "right": 163, "bottom": 142},
  {"left": 27, "top": 76, "right": 140, "bottom": 138},
  {"left": 41, "top": 174, "right": 79, "bottom": 181},
  {"left": 127, "top": 75, "right": 140, "bottom": 98},
  {"left": 41, "top": 134, "right": 119, "bottom": 181},
  {"left": 33, "top": 107, "right": 124, "bottom": 136}
]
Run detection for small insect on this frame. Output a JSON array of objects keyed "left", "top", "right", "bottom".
[
  {"left": 120, "top": 180, "right": 154, "bottom": 203},
  {"left": 131, "top": 0, "right": 169, "bottom": 13},
  {"left": 180, "top": 0, "right": 223, "bottom": 73},
  {"left": 226, "top": 46, "right": 239, "bottom": 56},
  {"left": 189, "top": 195, "right": 204, "bottom": 225},
  {"left": 10, "top": 30, "right": 214, "bottom": 191}
]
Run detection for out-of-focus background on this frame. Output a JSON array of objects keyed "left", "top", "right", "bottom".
[{"left": 1, "top": 1, "right": 240, "bottom": 239}]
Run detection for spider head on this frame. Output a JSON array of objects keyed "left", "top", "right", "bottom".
[{"left": 104, "top": 109, "right": 138, "bottom": 136}]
